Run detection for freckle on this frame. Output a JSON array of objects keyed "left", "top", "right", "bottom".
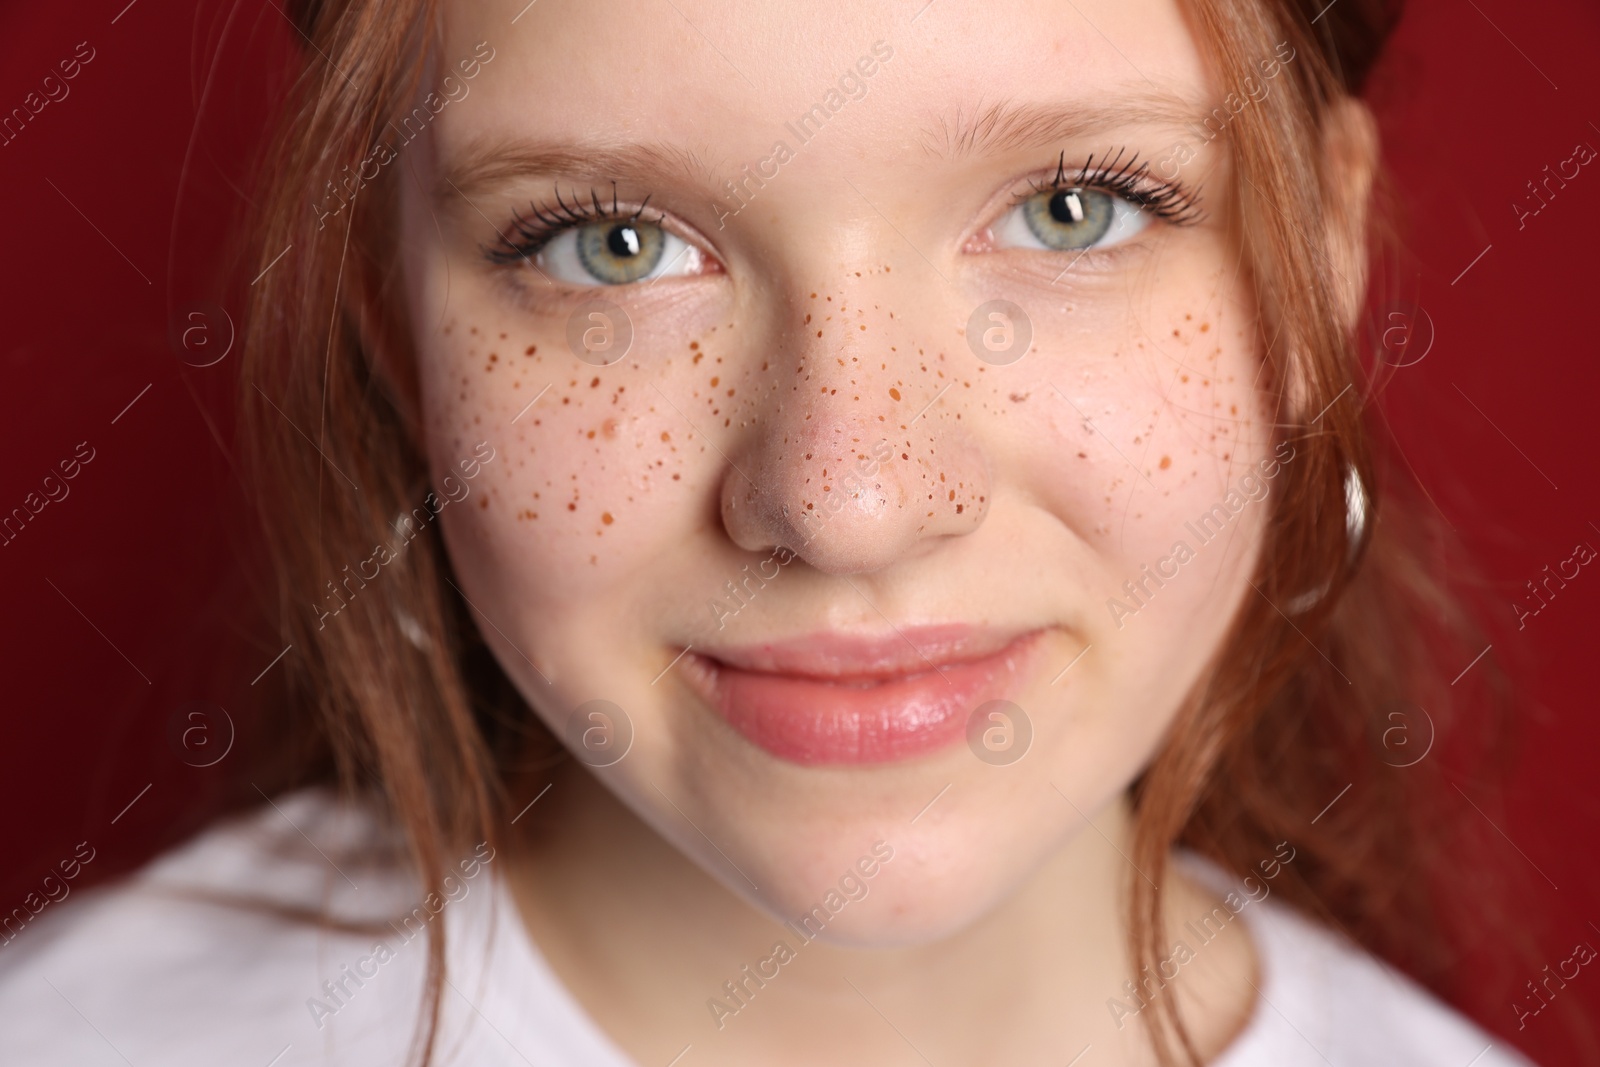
[
  {"left": 567, "top": 503, "right": 576, "bottom": 511},
  {"left": 710, "top": 376, "right": 719, "bottom": 387},
  {"left": 693, "top": 352, "right": 704, "bottom": 364},
  {"left": 562, "top": 397, "right": 570, "bottom": 405},
  {"left": 859, "top": 325, "right": 866, "bottom": 331},
  {"left": 489, "top": 353, "right": 499, "bottom": 362},
  {"left": 956, "top": 504, "right": 964, "bottom": 514},
  {"left": 602, "top": 512, "right": 614, "bottom": 525},
  {"left": 817, "top": 331, "right": 823, "bottom": 338},
  {"left": 1199, "top": 323, "right": 1210, "bottom": 333},
  {"left": 469, "top": 326, "right": 478, "bottom": 335},
  {"left": 1159, "top": 455, "right": 1172, "bottom": 469},
  {"left": 1181, "top": 375, "right": 1190, "bottom": 383},
  {"left": 587, "top": 430, "right": 596, "bottom": 439},
  {"left": 889, "top": 387, "right": 901, "bottom": 401},
  {"left": 478, "top": 497, "right": 489, "bottom": 509},
  {"left": 1077, "top": 452, "right": 1087, "bottom": 458},
  {"left": 672, "top": 473, "right": 681, "bottom": 480},
  {"left": 661, "top": 431, "right": 671, "bottom": 442}
]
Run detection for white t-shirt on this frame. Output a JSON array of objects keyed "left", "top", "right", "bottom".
[{"left": 0, "top": 789, "right": 1533, "bottom": 1066}]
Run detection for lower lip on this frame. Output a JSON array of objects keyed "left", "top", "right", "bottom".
[{"left": 685, "top": 631, "right": 1047, "bottom": 766}]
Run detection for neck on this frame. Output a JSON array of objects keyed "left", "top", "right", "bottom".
[{"left": 502, "top": 762, "right": 1257, "bottom": 1066}]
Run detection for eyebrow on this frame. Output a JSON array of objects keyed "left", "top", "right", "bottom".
[
  {"left": 918, "top": 94, "right": 1212, "bottom": 160},
  {"left": 435, "top": 140, "right": 717, "bottom": 206},
  {"left": 435, "top": 90, "right": 1212, "bottom": 206}
]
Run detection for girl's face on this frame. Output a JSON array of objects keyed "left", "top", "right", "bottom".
[{"left": 400, "top": 0, "right": 1277, "bottom": 942}]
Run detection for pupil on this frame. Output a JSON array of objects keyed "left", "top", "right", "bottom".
[
  {"left": 607, "top": 225, "right": 642, "bottom": 258},
  {"left": 1050, "top": 191, "right": 1085, "bottom": 225}
]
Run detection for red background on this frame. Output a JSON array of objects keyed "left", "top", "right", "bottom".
[{"left": 2, "top": 0, "right": 1596, "bottom": 1060}]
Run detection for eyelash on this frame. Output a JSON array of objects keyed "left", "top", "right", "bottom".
[
  {"left": 481, "top": 146, "right": 1204, "bottom": 267},
  {"left": 485, "top": 183, "right": 663, "bottom": 265},
  {"left": 1016, "top": 147, "right": 1204, "bottom": 228}
]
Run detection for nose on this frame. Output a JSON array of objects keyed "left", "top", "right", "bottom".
[{"left": 718, "top": 285, "right": 991, "bottom": 575}]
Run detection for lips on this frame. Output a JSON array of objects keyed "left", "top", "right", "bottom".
[{"left": 682, "top": 625, "right": 1047, "bottom": 766}]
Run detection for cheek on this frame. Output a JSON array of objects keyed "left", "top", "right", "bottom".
[
  {"left": 983, "top": 292, "right": 1274, "bottom": 822},
  {"left": 1030, "top": 300, "right": 1267, "bottom": 511},
  {"left": 414, "top": 308, "right": 755, "bottom": 600},
  {"left": 1004, "top": 276, "right": 1273, "bottom": 631},
  {"left": 1115, "top": 312, "right": 1268, "bottom": 542}
]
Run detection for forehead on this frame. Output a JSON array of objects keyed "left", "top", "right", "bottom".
[{"left": 434, "top": 0, "right": 1214, "bottom": 175}]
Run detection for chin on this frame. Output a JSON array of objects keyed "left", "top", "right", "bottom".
[{"left": 725, "top": 796, "right": 1083, "bottom": 950}]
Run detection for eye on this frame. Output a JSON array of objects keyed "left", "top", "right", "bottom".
[
  {"left": 991, "top": 186, "right": 1152, "bottom": 253},
  {"left": 541, "top": 219, "right": 706, "bottom": 287}
]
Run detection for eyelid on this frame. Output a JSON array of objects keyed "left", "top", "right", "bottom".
[
  {"left": 1005, "top": 148, "right": 1204, "bottom": 225},
  {"left": 484, "top": 184, "right": 718, "bottom": 269}
]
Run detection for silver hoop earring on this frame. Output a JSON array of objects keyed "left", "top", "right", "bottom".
[
  {"left": 1285, "top": 464, "right": 1367, "bottom": 615},
  {"left": 1344, "top": 465, "right": 1369, "bottom": 557},
  {"left": 389, "top": 508, "right": 430, "bottom": 650}
]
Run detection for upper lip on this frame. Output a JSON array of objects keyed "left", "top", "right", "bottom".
[{"left": 695, "top": 624, "right": 1040, "bottom": 681}]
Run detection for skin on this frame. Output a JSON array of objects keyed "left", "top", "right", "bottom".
[{"left": 388, "top": 1, "right": 1375, "bottom": 1062}]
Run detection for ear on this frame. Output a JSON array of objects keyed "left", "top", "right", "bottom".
[{"left": 1319, "top": 96, "right": 1380, "bottom": 336}]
